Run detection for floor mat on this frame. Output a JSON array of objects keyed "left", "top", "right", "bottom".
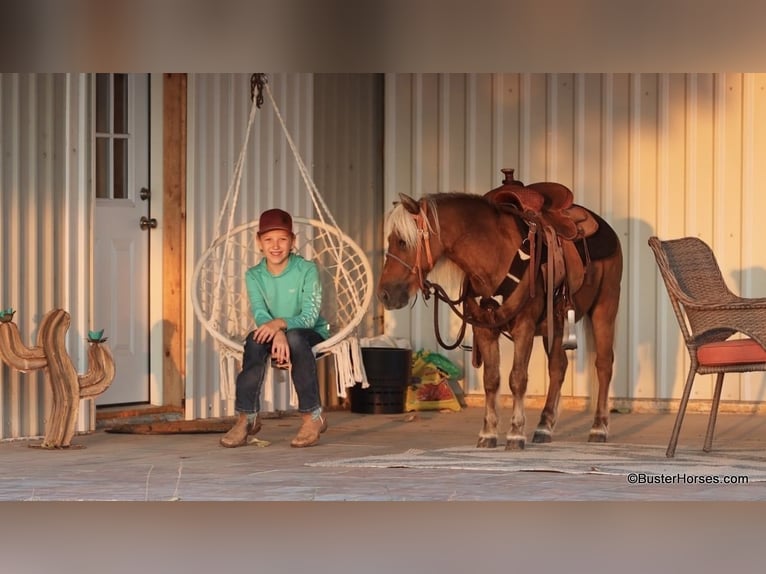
[{"left": 307, "top": 442, "right": 766, "bottom": 481}]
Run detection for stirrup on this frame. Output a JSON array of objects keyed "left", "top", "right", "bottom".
[{"left": 562, "top": 308, "right": 577, "bottom": 351}]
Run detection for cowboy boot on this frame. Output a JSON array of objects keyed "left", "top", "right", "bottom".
[
  {"left": 290, "top": 411, "right": 328, "bottom": 448},
  {"left": 220, "top": 413, "right": 259, "bottom": 448}
]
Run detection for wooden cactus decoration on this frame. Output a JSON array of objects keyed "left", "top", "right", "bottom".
[{"left": 0, "top": 308, "right": 116, "bottom": 448}]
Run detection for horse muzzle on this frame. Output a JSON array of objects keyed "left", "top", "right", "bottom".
[{"left": 377, "top": 283, "right": 412, "bottom": 310}]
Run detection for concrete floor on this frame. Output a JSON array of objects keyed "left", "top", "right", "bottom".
[{"left": 3, "top": 405, "right": 766, "bottom": 501}]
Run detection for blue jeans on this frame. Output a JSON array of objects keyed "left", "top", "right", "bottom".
[{"left": 234, "top": 328, "right": 325, "bottom": 414}]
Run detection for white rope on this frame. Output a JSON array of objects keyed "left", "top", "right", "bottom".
[
  {"left": 351, "top": 344, "right": 368, "bottom": 388},
  {"left": 326, "top": 338, "right": 369, "bottom": 398},
  {"left": 263, "top": 82, "right": 338, "bottom": 231},
  {"left": 218, "top": 348, "right": 241, "bottom": 401},
  {"left": 263, "top": 83, "right": 361, "bottom": 311},
  {"left": 210, "top": 95, "right": 260, "bottom": 325},
  {"left": 211, "top": 80, "right": 361, "bottom": 317}
]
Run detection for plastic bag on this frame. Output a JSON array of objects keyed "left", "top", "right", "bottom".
[
  {"left": 405, "top": 350, "right": 462, "bottom": 412},
  {"left": 412, "top": 349, "right": 462, "bottom": 379},
  {"left": 404, "top": 380, "right": 462, "bottom": 412}
]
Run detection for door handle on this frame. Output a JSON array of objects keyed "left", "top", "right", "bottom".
[{"left": 139, "top": 216, "right": 158, "bottom": 230}]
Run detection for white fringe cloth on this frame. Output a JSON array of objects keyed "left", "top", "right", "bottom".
[{"left": 218, "top": 336, "right": 368, "bottom": 408}]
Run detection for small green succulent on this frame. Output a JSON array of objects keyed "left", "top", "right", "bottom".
[{"left": 87, "top": 329, "right": 107, "bottom": 343}]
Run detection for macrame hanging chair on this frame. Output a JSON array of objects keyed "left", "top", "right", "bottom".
[{"left": 191, "top": 74, "right": 372, "bottom": 407}]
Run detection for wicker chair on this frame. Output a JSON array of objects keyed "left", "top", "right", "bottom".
[{"left": 648, "top": 236, "right": 766, "bottom": 457}]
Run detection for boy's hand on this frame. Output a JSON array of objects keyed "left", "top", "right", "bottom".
[
  {"left": 270, "top": 330, "right": 290, "bottom": 365},
  {"left": 252, "top": 319, "right": 286, "bottom": 344}
]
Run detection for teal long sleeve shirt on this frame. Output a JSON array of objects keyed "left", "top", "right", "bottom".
[{"left": 244, "top": 253, "right": 330, "bottom": 339}]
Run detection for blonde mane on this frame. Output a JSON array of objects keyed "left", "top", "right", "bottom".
[
  {"left": 385, "top": 197, "right": 440, "bottom": 249},
  {"left": 384, "top": 195, "right": 465, "bottom": 295}
]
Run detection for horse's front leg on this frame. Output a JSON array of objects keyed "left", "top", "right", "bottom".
[
  {"left": 505, "top": 328, "right": 535, "bottom": 450},
  {"left": 473, "top": 326, "right": 501, "bottom": 448},
  {"left": 533, "top": 329, "right": 568, "bottom": 444}
]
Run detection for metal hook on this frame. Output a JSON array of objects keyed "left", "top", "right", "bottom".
[{"left": 250, "top": 73, "right": 268, "bottom": 107}]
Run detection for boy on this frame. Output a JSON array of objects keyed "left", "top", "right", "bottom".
[{"left": 220, "top": 208, "right": 330, "bottom": 448}]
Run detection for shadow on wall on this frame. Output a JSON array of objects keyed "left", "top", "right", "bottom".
[
  {"left": 570, "top": 217, "right": 668, "bottom": 407},
  {"left": 731, "top": 266, "right": 766, "bottom": 403}
]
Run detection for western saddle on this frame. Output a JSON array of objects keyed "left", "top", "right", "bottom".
[{"left": 485, "top": 169, "right": 600, "bottom": 350}]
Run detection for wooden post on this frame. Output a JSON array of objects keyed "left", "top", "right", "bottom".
[
  {"left": 0, "top": 309, "right": 115, "bottom": 448},
  {"left": 162, "top": 73, "right": 187, "bottom": 408}
]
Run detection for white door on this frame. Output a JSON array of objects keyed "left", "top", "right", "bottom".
[{"left": 93, "top": 74, "right": 152, "bottom": 405}]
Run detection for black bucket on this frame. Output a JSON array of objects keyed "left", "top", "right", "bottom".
[{"left": 350, "top": 347, "right": 412, "bottom": 414}]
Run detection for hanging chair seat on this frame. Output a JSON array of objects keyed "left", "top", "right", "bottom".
[
  {"left": 191, "top": 75, "right": 372, "bottom": 410},
  {"left": 191, "top": 216, "right": 373, "bottom": 403}
]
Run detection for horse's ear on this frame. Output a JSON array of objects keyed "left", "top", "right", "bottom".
[{"left": 398, "top": 193, "right": 420, "bottom": 215}]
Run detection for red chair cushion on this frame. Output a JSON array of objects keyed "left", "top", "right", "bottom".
[{"left": 697, "top": 338, "right": 766, "bottom": 367}]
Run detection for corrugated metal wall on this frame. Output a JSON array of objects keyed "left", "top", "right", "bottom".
[
  {"left": 313, "top": 74, "right": 384, "bottom": 337},
  {"left": 0, "top": 73, "right": 93, "bottom": 440},
  {"left": 7, "top": 72, "right": 766, "bottom": 437},
  {"left": 185, "top": 73, "right": 382, "bottom": 419},
  {"left": 384, "top": 73, "right": 766, "bottom": 406}
]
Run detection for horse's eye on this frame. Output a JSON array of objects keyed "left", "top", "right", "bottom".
[{"left": 398, "top": 239, "right": 407, "bottom": 250}]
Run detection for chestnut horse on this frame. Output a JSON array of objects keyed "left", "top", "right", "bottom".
[{"left": 377, "top": 180, "right": 622, "bottom": 450}]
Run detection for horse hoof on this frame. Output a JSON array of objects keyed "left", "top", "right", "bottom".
[
  {"left": 504, "top": 437, "right": 526, "bottom": 450},
  {"left": 588, "top": 430, "right": 608, "bottom": 443},
  {"left": 532, "top": 429, "right": 552, "bottom": 443},
  {"left": 477, "top": 436, "right": 497, "bottom": 448}
]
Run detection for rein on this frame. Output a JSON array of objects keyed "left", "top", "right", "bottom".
[{"left": 422, "top": 278, "right": 524, "bottom": 349}]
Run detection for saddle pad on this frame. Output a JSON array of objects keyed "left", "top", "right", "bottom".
[
  {"left": 571, "top": 208, "right": 620, "bottom": 262},
  {"left": 533, "top": 207, "right": 618, "bottom": 266}
]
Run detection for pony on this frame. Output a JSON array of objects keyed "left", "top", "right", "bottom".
[{"left": 377, "top": 172, "right": 622, "bottom": 449}]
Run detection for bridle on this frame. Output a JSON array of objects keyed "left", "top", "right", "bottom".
[{"left": 384, "top": 200, "right": 436, "bottom": 296}]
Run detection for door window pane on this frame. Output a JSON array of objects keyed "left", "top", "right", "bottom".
[
  {"left": 113, "top": 138, "right": 127, "bottom": 199},
  {"left": 95, "top": 74, "right": 110, "bottom": 134},
  {"left": 113, "top": 74, "right": 128, "bottom": 134},
  {"left": 96, "top": 137, "right": 109, "bottom": 199}
]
